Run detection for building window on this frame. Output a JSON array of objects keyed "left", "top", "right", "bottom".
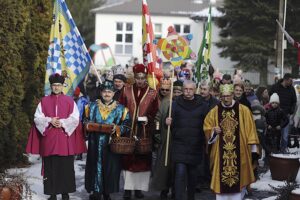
[
  {"left": 154, "top": 23, "right": 162, "bottom": 39},
  {"left": 115, "top": 22, "right": 133, "bottom": 55},
  {"left": 174, "top": 24, "right": 191, "bottom": 35}
]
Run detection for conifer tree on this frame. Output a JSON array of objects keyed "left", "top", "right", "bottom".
[{"left": 217, "top": 0, "right": 300, "bottom": 84}]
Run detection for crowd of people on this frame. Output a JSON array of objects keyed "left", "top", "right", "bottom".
[{"left": 26, "top": 60, "right": 300, "bottom": 200}]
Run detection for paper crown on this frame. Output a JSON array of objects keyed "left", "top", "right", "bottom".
[
  {"left": 160, "top": 79, "right": 172, "bottom": 87},
  {"left": 133, "top": 64, "right": 147, "bottom": 74},
  {"left": 111, "top": 64, "right": 125, "bottom": 75},
  {"left": 220, "top": 84, "right": 234, "bottom": 94},
  {"left": 49, "top": 73, "right": 65, "bottom": 84}
]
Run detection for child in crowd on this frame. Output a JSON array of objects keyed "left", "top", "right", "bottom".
[{"left": 265, "top": 93, "right": 288, "bottom": 153}]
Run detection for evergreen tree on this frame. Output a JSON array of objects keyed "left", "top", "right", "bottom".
[
  {"left": 0, "top": 0, "right": 51, "bottom": 171},
  {"left": 216, "top": 0, "right": 300, "bottom": 84}
]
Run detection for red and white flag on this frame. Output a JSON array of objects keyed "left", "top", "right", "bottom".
[{"left": 142, "top": 0, "right": 163, "bottom": 87}]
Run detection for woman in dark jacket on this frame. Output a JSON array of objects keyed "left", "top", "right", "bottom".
[{"left": 233, "top": 83, "right": 252, "bottom": 110}]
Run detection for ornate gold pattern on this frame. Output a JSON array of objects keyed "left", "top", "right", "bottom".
[
  {"left": 97, "top": 100, "right": 117, "bottom": 120},
  {"left": 220, "top": 109, "right": 239, "bottom": 187}
]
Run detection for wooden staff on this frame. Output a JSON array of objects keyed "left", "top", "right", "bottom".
[
  {"left": 165, "top": 70, "right": 175, "bottom": 166},
  {"left": 152, "top": 72, "right": 156, "bottom": 90}
]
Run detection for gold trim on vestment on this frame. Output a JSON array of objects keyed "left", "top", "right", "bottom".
[
  {"left": 220, "top": 109, "right": 239, "bottom": 187},
  {"left": 97, "top": 100, "right": 117, "bottom": 120}
]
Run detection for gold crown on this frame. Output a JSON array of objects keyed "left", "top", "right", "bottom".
[
  {"left": 220, "top": 84, "right": 234, "bottom": 94},
  {"left": 160, "top": 79, "right": 172, "bottom": 87}
]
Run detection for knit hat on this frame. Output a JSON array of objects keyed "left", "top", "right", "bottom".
[
  {"left": 173, "top": 80, "right": 183, "bottom": 91},
  {"left": 269, "top": 93, "right": 280, "bottom": 103}
]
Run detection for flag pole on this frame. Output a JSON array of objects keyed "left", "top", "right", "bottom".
[
  {"left": 281, "top": 0, "right": 287, "bottom": 77},
  {"left": 83, "top": 44, "right": 102, "bottom": 84},
  {"left": 165, "top": 69, "right": 174, "bottom": 166},
  {"left": 90, "top": 60, "right": 102, "bottom": 84}
]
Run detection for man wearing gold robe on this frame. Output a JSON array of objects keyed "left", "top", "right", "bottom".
[{"left": 203, "top": 84, "right": 260, "bottom": 200}]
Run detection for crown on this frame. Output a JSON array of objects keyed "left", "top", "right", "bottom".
[
  {"left": 220, "top": 84, "right": 234, "bottom": 94},
  {"left": 160, "top": 79, "right": 172, "bottom": 87}
]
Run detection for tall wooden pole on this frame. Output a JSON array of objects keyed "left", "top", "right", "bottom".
[
  {"left": 281, "top": 0, "right": 287, "bottom": 77},
  {"left": 164, "top": 70, "right": 174, "bottom": 166},
  {"left": 276, "top": 0, "right": 285, "bottom": 77}
]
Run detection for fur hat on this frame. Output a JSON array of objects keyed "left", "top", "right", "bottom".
[
  {"left": 269, "top": 93, "right": 280, "bottom": 103},
  {"left": 49, "top": 73, "right": 65, "bottom": 85},
  {"left": 113, "top": 74, "right": 126, "bottom": 82}
]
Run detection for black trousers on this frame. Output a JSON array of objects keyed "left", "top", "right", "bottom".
[{"left": 43, "top": 155, "right": 76, "bottom": 195}]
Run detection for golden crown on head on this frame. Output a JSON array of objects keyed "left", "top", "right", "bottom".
[
  {"left": 160, "top": 79, "right": 172, "bottom": 87},
  {"left": 220, "top": 84, "right": 234, "bottom": 94}
]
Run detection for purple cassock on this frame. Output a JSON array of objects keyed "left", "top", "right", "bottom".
[{"left": 26, "top": 94, "right": 87, "bottom": 157}]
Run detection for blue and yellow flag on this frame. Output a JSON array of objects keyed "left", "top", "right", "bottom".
[
  {"left": 44, "top": 0, "right": 91, "bottom": 96},
  {"left": 193, "top": 5, "right": 212, "bottom": 84}
]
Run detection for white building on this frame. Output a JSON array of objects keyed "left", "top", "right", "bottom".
[{"left": 91, "top": 0, "right": 241, "bottom": 78}]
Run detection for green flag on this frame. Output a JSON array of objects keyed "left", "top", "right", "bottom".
[{"left": 193, "top": 5, "right": 212, "bottom": 84}]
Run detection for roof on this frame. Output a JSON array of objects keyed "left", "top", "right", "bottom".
[{"left": 91, "top": 0, "right": 224, "bottom": 17}]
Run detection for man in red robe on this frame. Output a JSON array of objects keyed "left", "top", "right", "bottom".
[
  {"left": 119, "top": 64, "right": 159, "bottom": 200},
  {"left": 26, "top": 73, "right": 86, "bottom": 200}
]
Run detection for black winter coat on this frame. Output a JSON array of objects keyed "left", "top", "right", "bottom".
[
  {"left": 265, "top": 107, "right": 289, "bottom": 128},
  {"left": 171, "top": 95, "right": 209, "bottom": 165},
  {"left": 269, "top": 80, "right": 297, "bottom": 114}
]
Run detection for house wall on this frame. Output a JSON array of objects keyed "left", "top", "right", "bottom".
[
  {"left": 94, "top": 13, "right": 281, "bottom": 84},
  {"left": 94, "top": 13, "right": 237, "bottom": 71}
]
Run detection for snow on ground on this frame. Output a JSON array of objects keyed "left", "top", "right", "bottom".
[
  {"left": 6, "top": 148, "right": 300, "bottom": 200},
  {"left": 6, "top": 155, "right": 87, "bottom": 200}
]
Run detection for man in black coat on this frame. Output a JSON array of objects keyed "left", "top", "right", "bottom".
[
  {"left": 269, "top": 73, "right": 297, "bottom": 152},
  {"left": 166, "top": 80, "right": 208, "bottom": 200}
]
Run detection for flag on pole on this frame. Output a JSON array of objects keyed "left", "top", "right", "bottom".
[
  {"left": 193, "top": 5, "right": 212, "bottom": 85},
  {"left": 142, "top": 0, "right": 163, "bottom": 89},
  {"left": 44, "top": 0, "right": 92, "bottom": 96}
]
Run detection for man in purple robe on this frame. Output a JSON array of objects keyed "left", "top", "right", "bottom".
[{"left": 26, "top": 73, "right": 86, "bottom": 200}]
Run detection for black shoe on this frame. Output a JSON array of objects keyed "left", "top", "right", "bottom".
[
  {"left": 123, "top": 190, "right": 131, "bottom": 200},
  {"left": 160, "top": 190, "right": 168, "bottom": 200},
  {"left": 48, "top": 195, "right": 57, "bottom": 200},
  {"left": 62, "top": 193, "right": 69, "bottom": 200},
  {"left": 134, "top": 190, "right": 144, "bottom": 199},
  {"left": 103, "top": 194, "right": 111, "bottom": 200},
  {"left": 90, "top": 192, "right": 102, "bottom": 200}
]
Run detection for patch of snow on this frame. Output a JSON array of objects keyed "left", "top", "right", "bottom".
[
  {"left": 271, "top": 153, "right": 300, "bottom": 159},
  {"left": 191, "top": 7, "right": 224, "bottom": 18},
  {"left": 262, "top": 196, "right": 277, "bottom": 200},
  {"left": 292, "top": 188, "right": 300, "bottom": 195},
  {"left": 251, "top": 170, "right": 285, "bottom": 191}
]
